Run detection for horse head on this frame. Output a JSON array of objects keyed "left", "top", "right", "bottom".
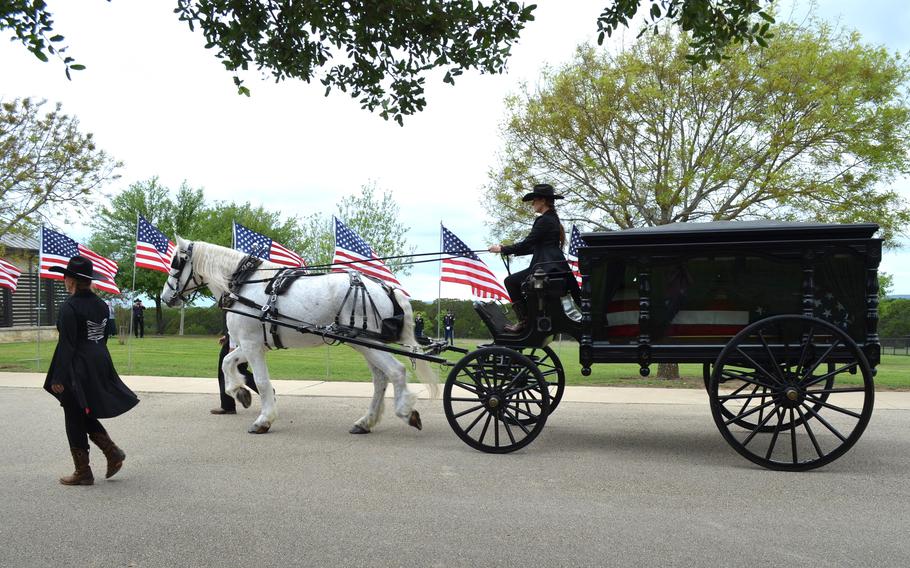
[{"left": 162, "top": 236, "right": 205, "bottom": 307}]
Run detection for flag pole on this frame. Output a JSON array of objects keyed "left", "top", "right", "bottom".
[
  {"left": 35, "top": 225, "right": 43, "bottom": 371},
  {"left": 128, "top": 212, "right": 139, "bottom": 373},
  {"left": 436, "top": 222, "right": 442, "bottom": 339}
]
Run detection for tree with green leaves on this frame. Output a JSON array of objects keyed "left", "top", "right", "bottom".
[
  {"left": 292, "top": 182, "right": 415, "bottom": 275},
  {"left": 87, "top": 178, "right": 206, "bottom": 334},
  {"left": 191, "top": 200, "right": 306, "bottom": 253},
  {"left": 485, "top": 20, "right": 910, "bottom": 378},
  {"left": 485, "top": 21, "right": 910, "bottom": 245},
  {"left": 0, "top": 97, "right": 120, "bottom": 241},
  {"left": 335, "top": 182, "right": 416, "bottom": 276},
  {"left": 3, "top": 1, "right": 776, "bottom": 124}
]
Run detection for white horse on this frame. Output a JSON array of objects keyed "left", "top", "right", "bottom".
[{"left": 161, "top": 237, "right": 438, "bottom": 435}]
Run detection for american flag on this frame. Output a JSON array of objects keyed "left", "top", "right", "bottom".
[
  {"left": 606, "top": 288, "right": 748, "bottom": 339},
  {"left": 135, "top": 215, "right": 175, "bottom": 274},
  {"left": 0, "top": 258, "right": 22, "bottom": 292},
  {"left": 567, "top": 225, "right": 585, "bottom": 288},
  {"left": 40, "top": 226, "right": 120, "bottom": 294},
  {"left": 332, "top": 217, "right": 406, "bottom": 293},
  {"left": 440, "top": 225, "right": 510, "bottom": 301},
  {"left": 233, "top": 222, "right": 306, "bottom": 268}
]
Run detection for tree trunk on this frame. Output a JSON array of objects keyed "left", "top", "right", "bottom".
[{"left": 656, "top": 362, "right": 680, "bottom": 380}]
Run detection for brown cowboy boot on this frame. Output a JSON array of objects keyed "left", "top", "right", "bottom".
[
  {"left": 59, "top": 448, "right": 94, "bottom": 486},
  {"left": 89, "top": 432, "right": 126, "bottom": 479},
  {"left": 503, "top": 303, "right": 528, "bottom": 334}
]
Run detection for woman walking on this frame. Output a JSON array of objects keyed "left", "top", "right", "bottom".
[{"left": 44, "top": 256, "right": 139, "bottom": 486}]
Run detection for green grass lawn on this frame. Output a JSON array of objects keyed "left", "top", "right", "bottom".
[{"left": 1, "top": 335, "right": 908, "bottom": 390}]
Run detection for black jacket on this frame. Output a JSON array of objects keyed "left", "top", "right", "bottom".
[
  {"left": 500, "top": 209, "right": 571, "bottom": 276},
  {"left": 44, "top": 290, "right": 139, "bottom": 418}
]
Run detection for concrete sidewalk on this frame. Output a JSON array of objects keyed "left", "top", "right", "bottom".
[{"left": 3, "top": 371, "right": 910, "bottom": 409}]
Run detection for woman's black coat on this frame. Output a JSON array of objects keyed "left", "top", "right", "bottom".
[
  {"left": 44, "top": 290, "right": 139, "bottom": 418},
  {"left": 500, "top": 209, "right": 571, "bottom": 275}
]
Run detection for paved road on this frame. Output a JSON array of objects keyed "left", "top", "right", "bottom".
[{"left": 2, "top": 387, "right": 908, "bottom": 567}]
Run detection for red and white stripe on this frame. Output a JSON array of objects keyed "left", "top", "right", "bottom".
[
  {"left": 567, "top": 255, "right": 582, "bottom": 288},
  {"left": 332, "top": 250, "right": 407, "bottom": 295},
  {"left": 0, "top": 258, "right": 22, "bottom": 292},
  {"left": 606, "top": 290, "right": 748, "bottom": 338},
  {"left": 135, "top": 240, "right": 176, "bottom": 274},
  {"left": 270, "top": 242, "right": 306, "bottom": 268},
  {"left": 441, "top": 257, "right": 509, "bottom": 301},
  {"left": 41, "top": 246, "right": 120, "bottom": 295}
]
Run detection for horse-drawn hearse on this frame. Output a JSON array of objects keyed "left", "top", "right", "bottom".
[
  {"left": 162, "top": 220, "right": 881, "bottom": 472},
  {"left": 446, "top": 220, "right": 881, "bottom": 471}
]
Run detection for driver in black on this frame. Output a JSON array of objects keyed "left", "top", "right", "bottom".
[{"left": 489, "top": 183, "right": 580, "bottom": 333}]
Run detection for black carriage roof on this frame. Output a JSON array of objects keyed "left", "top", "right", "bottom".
[{"left": 581, "top": 220, "right": 879, "bottom": 246}]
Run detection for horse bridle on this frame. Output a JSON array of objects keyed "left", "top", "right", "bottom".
[{"left": 165, "top": 242, "right": 206, "bottom": 305}]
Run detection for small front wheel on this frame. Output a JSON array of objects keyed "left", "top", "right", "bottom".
[{"left": 444, "top": 346, "right": 550, "bottom": 453}]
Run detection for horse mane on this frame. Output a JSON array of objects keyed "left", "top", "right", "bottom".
[{"left": 192, "top": 241, "right": 282, "bottom": 291}]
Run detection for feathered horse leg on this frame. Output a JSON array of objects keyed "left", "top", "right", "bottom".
[
  {"left": 350, "top": 361, "right": 388, "bottom": 434},
  {"left": 239, "top": 345, "right": 276, "bottom": 434}
]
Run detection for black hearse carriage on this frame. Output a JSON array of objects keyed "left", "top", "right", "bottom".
[{"left": 444, "top": 221, "right": 881, "bottom": 471}]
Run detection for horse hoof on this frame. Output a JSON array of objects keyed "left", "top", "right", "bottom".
[
  {"left": 349, "top": 425, "right": 370, "bottom": 435},
  {"left": 247, "top": 424, "right": 270, "bottom": 434},
  {"left": 408, "top": 410, "right": 423, "bottom": 431},
  {"left": 236, "top": 388, "right": 252, "bottom": 409}
]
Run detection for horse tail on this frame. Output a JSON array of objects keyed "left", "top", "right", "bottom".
[{"left": 393, "top": 288, "right": 439, "bottom": 399}]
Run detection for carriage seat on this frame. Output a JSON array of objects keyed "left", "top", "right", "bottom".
[
  {"left": 521, "top": 274, "right": 582, "bottom": 323},
  {"left": 474, "top": 301, "right": 512, "bottom": 336}
]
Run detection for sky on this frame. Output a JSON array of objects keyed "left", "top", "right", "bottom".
[{"left": 2, "top": 1, "right": 909, "bottom": 300}]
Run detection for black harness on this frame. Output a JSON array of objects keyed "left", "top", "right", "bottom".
[
  {"left": 219, "top": 255, "right": 405, "bottom": 350},
  {"left": 166, "top": 243, "right": 206, "bottom": 304}
]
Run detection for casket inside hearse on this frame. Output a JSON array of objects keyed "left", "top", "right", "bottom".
[{"left": 578, "top": 220, "right": 882, "bottom": 370}]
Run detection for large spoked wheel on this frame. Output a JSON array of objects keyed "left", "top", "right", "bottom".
[
  {"left": 704, "top": 360, "right": 836, "bottom": 433},
  {"left": 516, "top": 345, "right": 565, "bottom": 419},
  {"left": 444, "top": 346, "right": 550, "bottom": 453},
  {"left": 709, "top": 315, "right": 874, "bottom": 471}
]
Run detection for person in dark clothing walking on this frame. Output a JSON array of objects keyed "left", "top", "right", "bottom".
[
  {"left": 44, "top": 256, "right": 139, "bottom": 486},
  {"left": 443, "top": 310, "right": 455, "bottom": 346},
  {"left": 414, "top": 314, "right": 425, "bottom": 338},
  {"left": 489, "top": 183, "right": 580, "bottom": 334},
  {"left": 132, "top": 299, "right": 145, "bottom": 338},
  {"left": 212, "top": 331, "right": 259, "bottom": 415}
]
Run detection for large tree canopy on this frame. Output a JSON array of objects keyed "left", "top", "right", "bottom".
[
  {"left": 0, "top": 97, "right": 120, "bottom": 241},
  {"left": 3, "top": 1, "right": 777, "bottom": 123},
  {"left": 484, "top": 21, "right": 910, "bottom": 245}
]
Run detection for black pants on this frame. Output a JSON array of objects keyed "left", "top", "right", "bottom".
[
  {"left": 61, "top": 393, "right": 106, "bottom": 451},
  {"left": 505, "top": 267, "right": 582, "bottom": 320},
  {"left": 133, "top": 317, "right": 144, "bottom": 338},
  {"left": 217, "top": 341, "right": 259, "bottom": 411},
  {"left": 505, "top": 268, "right": 533, "bottom": 319}
]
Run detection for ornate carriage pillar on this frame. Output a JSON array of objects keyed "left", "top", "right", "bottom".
[
  {"left": 637, "top": 258, "right": 652, "bottom": 376},
  {"left": 579, "top": 254, "right": 593, "bottom": 376},
  {"left": 865, "top": 240, "right": 882, "bottom": 364},
  {"left": 801, "top": 251, "right": 815, "bottom": 318}
]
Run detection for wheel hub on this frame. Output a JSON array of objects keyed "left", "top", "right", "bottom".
[
  {"left": 778, "top": 384, "right": 804, "bottom": 408},
  {"left": 486, "top": 394, "right": 503, "bottom": 411}
]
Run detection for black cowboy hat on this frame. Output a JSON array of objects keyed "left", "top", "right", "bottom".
[
  {"left": 522, "top": 183, "right": 564, "bottom": 202},
  {"left": 48, "top": 255, "right": 105, "bottom": 281}
]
